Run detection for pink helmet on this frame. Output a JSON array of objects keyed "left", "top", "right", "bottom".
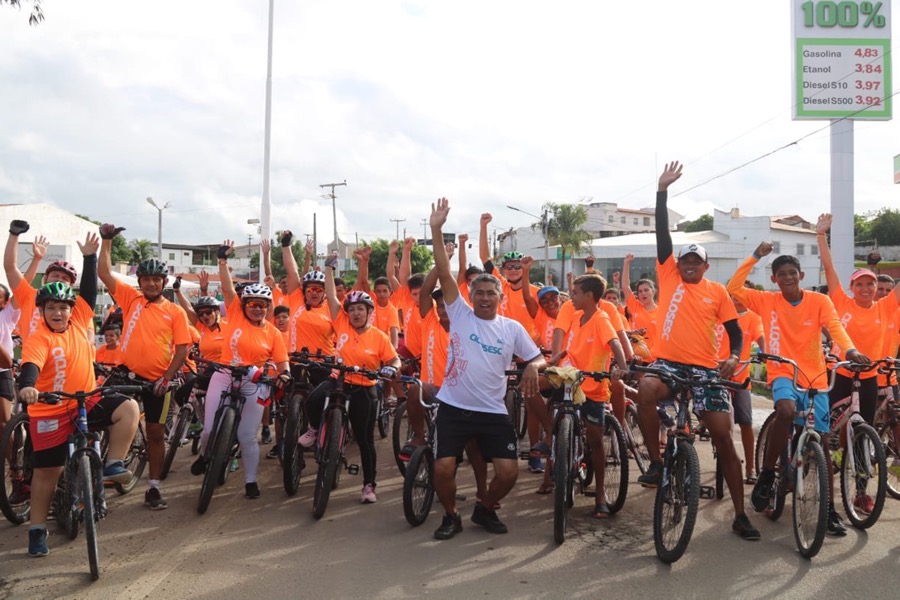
[
  {"left": 46, "top": 260, "right": 78, "bottom": 283},
  {"left": 343, "top": 290, "right": 374, "bottom": 312}
]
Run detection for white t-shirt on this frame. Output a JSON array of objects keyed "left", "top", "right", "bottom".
[
  {"left": 437, "top": 295, "right": 540, "bottom": 414},
  {"left": 0, "top": 306, "right": 21, "bottom": 373}
]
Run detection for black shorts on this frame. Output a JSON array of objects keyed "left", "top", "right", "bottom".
[
  {"left": 33, "top": 394, "right": 130, "bottom": 469},
  {"left": 105, "top": 367, "right": 169, "bottom": 425},
  {"left": 0, "top": 369, "right": 13, "bottom": 402},
  {"left": 581, "top": 401, "right": 606, "bottom": 427},
  {"left": 433, "top": 402, "right": 518, "bottom": 462}
]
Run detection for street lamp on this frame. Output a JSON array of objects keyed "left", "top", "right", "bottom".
[
  {"left": 507, "top": 205, "right": 549, "bottom": 284},
  {"left": 146, "top": 197, "right": 171, "bottom": 261},
  {"left": 319, "top": 180, "right": 346, "bottom": 258}
]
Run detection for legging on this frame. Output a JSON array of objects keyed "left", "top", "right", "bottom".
[
  {"left": 306, "top": 380, "right": 378, "bottom": 487},
  {"left": 201, "top": 369, "right": 269, "bottom": 484}
]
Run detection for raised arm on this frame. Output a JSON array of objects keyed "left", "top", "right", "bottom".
[
  {"left": 621, "top": 253, "right": 635, "bottom": 303},
  {"left": 419, "top": 267, "right": 439, "bottom": 318},
  {"left": 197, "top": 270, "right": 211, "bottom": 297},
  {"left": 521, "top": 256, "right": 539, "bottom": 319},
  {"left": 386, "top": 240, "right": 401, "bottom": 291},
  {"left": 217, "top": 240, "right": 237, "bottom": 306},
  {"left": 815, "top": 214, "right": 843, "bottom": 295},
  {"left": 173, "top": 277, "right": 199, "bottom": 325},
  {"left": 22, "top": 235, "right": 48, "bottom": 286},
  {"left": 399, "top": 237, "right": 414, "bottom": 286},
  {"left": 324, "top": 253, "right": 342, "bottom": 320},
  {"left": 479, "top": 213, "right": 492, "bottom": 265},
  {"left": 353, "top": 246, "right": 372, "bottom": 292},
  {"left": 302, "top": 238, "right": 314, "bottom": 278},
  {"left": 4, "top": 220, "right": 32, "bottom": 301},
  {"left": 98, "top": 223, "right": 126, "bottom": 294},
  {"left": 456, "top": 233, "right": 469, "bottom": 287},
  {"left": 279, "top": 231, "right": 302, "bottom": 294},
  {"left": 431, "top": 199, "right": 459, "bottom": 305},
  {"left": 655, "top": 161, "right": 682, "bottom": 264},
  {"left": 261, "top": 237, "right": 273, "bottom": 280},
  {"left": 76, "top": 233, "right": 99, "bottom": 310}
]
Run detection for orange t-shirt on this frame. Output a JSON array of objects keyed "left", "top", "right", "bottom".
[
  {"left": 716, "top": 309, "right": 764, "bottom": 382},
  {"left": 879, "top": 306, "right": 900, "bottom": 387},
  {"left": 420, "top": 310, "right": 449, "bottom": 387},
  {"left": 625, "top": 296, "right": 659, "bottom": 357},
  {"left": 287, "top": 289, "right": 335, "bottom": 355},
  {"left": 95, "top": 343, "right": 124, "bottom": 367},
  {"left": 829, "top": 286, "right": 899, "bottom": 380},
  {"left": 373, "top": 301, "right": 401, "bottom": 339},
  {"left": 533, "top": 307, "right": 557, "bottom": 351},
  {"left": 491, "top": 267, "right": 540, "bottom": 342},
  {"left": 219, "top": 298, "right": 288, "bottom": 368},
  {"left": 654, "top": 256, "right": 738, "bottom": 369},
  {"left": 333, "top": 312, "right": 398, "bottom": 387},
  {"left": 729, "top": 256, "right": 856, "bottom": 388},
  {"left": 197, "top": 320, "right": 226, "bottom": 363},
  {"left": 394, "top": 286, "right": 424, "bottom": 357},
  {"left": 14, "top": 280, "right": 94, "bottom": 345},
  {"left": 563, "top": 309, "right": 618, "bottom": 401},
  {"left": 458, "top": 280, "right": 472, "bottom": 307},
  {"left": 112, "top": 283, "right": 192, "bottom": 381}
]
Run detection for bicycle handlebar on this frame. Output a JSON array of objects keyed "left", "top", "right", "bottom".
[
  {"left": 37, "top": 385, "right": 145, "bottom": 405},
  {"left": 289, "top": 348, "right": 336, "bottom": 365},
  {"left": 749, "top": 352, "right": 850, "bottom": 394}
]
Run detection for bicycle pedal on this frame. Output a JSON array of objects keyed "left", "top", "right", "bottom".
[
  {"left": 347, "top": 464, "right": 360, "bottom": 475},
  {"left": 698, "top": 485, "right": 715, "bottom": 500}
]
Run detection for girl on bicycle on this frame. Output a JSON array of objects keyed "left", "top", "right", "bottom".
[
  {"left": 299, "top": 256, "right": 400, "bottom": 504},
  {"left": 191, "top": 241, "right": 290, "bottom": 499}
]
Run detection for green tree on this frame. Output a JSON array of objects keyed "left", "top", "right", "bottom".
[
  {"left": 76, "top": 214, "right": 131, "bottom": 264},
  {"left": 359, "top": 239, "right": 433, "bottom": 285},
  {"left": 683, "top": 214, "right": 714, "bottom": 232},
  {"left": 854, "top": 213, "right": 872, "bottom": 243},
  {"left": 2, "top": 0, "right": 43, "bottom": 25},
  {"left": 544, "top": 202, "right": 592, "bottom": 290},
  {"left": 130, "top": 239, "right": 156, "bottom": 264},
  {"left": 250, "top": 238, "right": 306, "bottom": 281},
  {"left": 868, "top": 208, "right": 900, "bottom": 246}
]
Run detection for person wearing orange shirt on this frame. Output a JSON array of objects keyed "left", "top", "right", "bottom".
[
  {"left": 353, "top": 245, "right": 401, "bottom": 348},
  {"left": 190, "top": 241, "right": 290, "bottom": 499},
  {"left": 299, "top": 256, "right": 400, "bottom": 505},
  {"left": 96, "top": 326, "right": 124, "bottom": 367},
  {"left": 622, "top": 253, "right": 659, "bottom": 361},
  {"left": 635, "top": 162, "right": 759, "bottom": 541},
  {"left": 388, "top": 238, "right": 427, "bottom": 365},
  {"left": 261, "top": 236, "right": 310, "bottom": 315},
  {"left": 19, "top": 282, "right": 139, "bottom": 558},
  {"left": 98, "top": 223, "right": 191, "bottom": 511}
]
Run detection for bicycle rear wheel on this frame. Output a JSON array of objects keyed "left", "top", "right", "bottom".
[
  {"left": 392, "top": 401, "right": 412, "bottom": 476},
  {"left": 514, "top": 392, "right": 527, "bottom": 441},
  {"left": 0, "top": 412, "right": 33, "bottom": 525},
  {"left": 553, "top": 414, "right": 573, "bottom": 544},
  {"left": 877, "top": 422, "right": 900, "bottom": 499},
  {"left": 603, "top": 414, "right": 629, "bottom": 514},
  {"left": 161, "top": 406, "right": 191, "bottom": 480},
  {"left": 653, "top": 439, "right": 700, "bottom": 564},
  {"left": 197, "top": 407, "right": 235, "bottom": 515},
  {"left": 840, "top": 422, "right": 886, "bottom": 529},
  {"left": 376, "top": 385, "right": 389, "bottom": 439},
  {"left": 624, "top": 404, "right": 649, "bottom": 475},
  {"left": 115, "top": 421, "right": 147, "bottom": 495},
  {"left": 792, "top": 439, "right": 828, "bottom": 559},
  {"left": 403, "top": 445, "right": 435, "bottom": 526},
  {"left": 282, "top": 392, "right": 305, "bottom": 496},
  {"left": 78, "top": 453, "right": 101, "bottom": 580},
  {"left": 755, "top": 411, "right": 776, "bottom": 478},
  {"left": 313, "top": 409, "right": 342, "bottom": 519}
]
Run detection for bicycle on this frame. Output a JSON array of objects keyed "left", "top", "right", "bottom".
[
  {"left": 401, "top": 375, "right": 440, "bottom": 526},
  {"left": 98, "top": 365, "right": 151, "bottom": 494},
  {"left": 872, "top": 359, "right": 900, "bottom": 500},
  {"left": 161, "top": 366, "right": 207, "bottom": 480},
  {"left": 630, "top": 363, "right": 747, "bottom": 563},
  {"left": 0, "top": 400, "right": 32, "bottom": 524},
  {"left": 38, "top": 384, "right": 143, "bottom": 581},
  {"left": 750, "top": 352, "right": 849, "bottom": 559},
  {"left": 281, "top": 349, "right": 331, "bottom": 496},
  {"left": 504, "top": 369, "right": 528, "bottom": 441},
  {"left": 623, "top": 393, "right": 650, "bottom": 474}
]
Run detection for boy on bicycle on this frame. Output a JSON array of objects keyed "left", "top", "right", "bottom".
[{"left": 728, "top": 241, "right": 869, "bottom": 536}]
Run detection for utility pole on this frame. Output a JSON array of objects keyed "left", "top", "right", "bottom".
[
  {"left": 312, "top": 212, "right": 317, "bottom": 268},
  {"left": 421, "top": 218, "right": 427, "bottom": 244},
  {"left": 390, "top": 218, "right": 406, "bottom": 241},
  {"left": 319, "top": 180, "right": 346, "bottom": 258}
]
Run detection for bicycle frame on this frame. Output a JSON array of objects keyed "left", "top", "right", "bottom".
[{"left": 202, "top": 365, "right": 251, "bottom": 459}]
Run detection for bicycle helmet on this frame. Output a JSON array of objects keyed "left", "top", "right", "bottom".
[
  {"left": 136, "top": 258, "right": 168, "bottom": 277},
  {"left": 194, "top": 296, "right": 219, "bottom": 310},
  {"left": 45, "top": 260, "right": 78, "bottom": 283},
  {"left": 501, "top": 251, "right": 524, "bottom": 265},
  {"left": 302, "top": 270, "right": 326, "bottom": 286},
  {"left": 241, "top": 283, "right": 273, "bottom": 302},
  {"left": 343, "top": 290, "right": 374, "bottom": 312},
  {"left": 36, "top": 282, "right": 77, "bottom": 306}
]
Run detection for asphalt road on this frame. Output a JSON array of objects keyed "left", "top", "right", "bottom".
[{"left": 2, "top": 398, "right": 900, "bottom": 600}]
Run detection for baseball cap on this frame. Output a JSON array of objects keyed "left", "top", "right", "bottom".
[
  {"left": 537, "top": 286, "right": 559, "bottom": 300},
  {"left": 677, "top": 243, "right": 708, "bottom": 262},
  {"left": 850, "top": 268, "right": 877, "bottom": 283}
]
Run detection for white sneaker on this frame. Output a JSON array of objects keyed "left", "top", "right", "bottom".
[
  {"left": 361, "top": 483, "right": 377, "bottom": 504},
  {"left": 299, "top": 427, "right": 318, "bottom": 448}
]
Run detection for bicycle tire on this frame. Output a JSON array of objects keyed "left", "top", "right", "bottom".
[
  {"left": 313, "top": 409, "right": 342, "bottom": 519},
  {"left": 392, "top": 400, "right": 411, "bottom": 476},
  {"left": 115, "top": 421, "right": 147, "bottom": 495},
  {"left": 653, "top": 439, "right": 700, "bottom": 564},
  {"left": 603, "top": 414, "right": 629, "bottom": 514},
  {"left": 577, "top": 438, "right": 594, "bottom": 490},
  {"left": 755, "top": 411, "right": 776, "bottom": 478},
  {"left": 0, "top": 412, "right": 33, "bottom": 525},
  {"left": 403, "top": 445, "right": 435, "bottom": 526},
  {"left": 714, "top": 445, "right": 725, "bottom": 500},
  {"left": 624, "top": 404, "right": 649, "bottom": 475},
  {"left": 840, "top": 422, "right": 886, "bottom": 529},
  {"left": 515, "top": 392, "right": 527, "bottom": 440},
  {"left": 78, "top": 453, "right": 101, "bottom": 580},
  {"left": 769, "top": 451, "right": 788, "bottom": 521},
  {"left": 161, "top": 406, "right": 191, "bottom": 480},
  {"left": 61, "top": 460, "right": 80, "bottom": 540},
  {"left": 197, "top": 406, "right": 235, "bottom": 515},
  {"left": 792, "top": 439, "right": 828, "bottom": 559},
  {"left": 376, "top": 385, "right": 389, "bottom": 439},
  {"left": 878, "top": 422, "right": 900, "bottom": 499},
  {"left": 282, "top": 392, "right": 305, "bottom": 496},
  {"left": 553, "top": 414, "right": 573, "bottom": 544}
]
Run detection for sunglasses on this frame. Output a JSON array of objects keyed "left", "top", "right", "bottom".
[
  {"left": 196, "top": 309, "right": 215, "bottom": 317},
  {"left": 503, "top": 264, "right": 523, "bottom": 271},
  {"left": 245, "top": 301, "right": 269, "bottom": 310}
]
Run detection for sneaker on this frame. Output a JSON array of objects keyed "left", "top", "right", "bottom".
[
  {"left": 731, "top": 513, "right": 761, "bottom": 541},
  {"left": 299, "top": 427, "right": 318, "bottom": 448},
  {"left": 751, "top": 469, "right": 777, "bottom": 512},
  {"left": 638, "top": 461, "right": 663, "bottom": 488},
  {"left": 265, "top": 445, "right": 280, "bottom": 460},
  {"left": 360, "top": 483, "right": 377, "bottom": 504},
  {"left": 528, "top": 457, "right": 544, "bottom": 474},
  {"left": 144, "top": 487, "right": 169, "bottom": 511},
  {"left": 398, "top": 443, "right": 417, "bottom": 462},
  {"left": 245, "top": 482, "right": 260, "bottom": 499},
  {"left": 229, "top": 457, "right": 240, "bottom": 472},
  {"left": 9, "top": 479, "right": 30, "bottom": 505},
  {"left": 827, "top": 508, "right": 847, "bottom": 537},
  {"left": 853, "top": 494, "right": 876, "bottom": 515},
  {"left": 260, "top": 427, "right": 272, "bottom": 445},
  {"left": 188, "top": 420, "right": 204, "bottom": 435},
  {"left": 103, "top": 460, "right": 133, "bottom": 485},
  {"left": 434, "top": 512, "right": 463, "bottom": 540},
  {"left": 471, "top": 502, "right": 508, "bottom": 534},
  {"left": 190, "top": 455, "right": 208, "bottom": 476},
  {"left": 27, "top": 527, "right": 49, "bottom": 557}
]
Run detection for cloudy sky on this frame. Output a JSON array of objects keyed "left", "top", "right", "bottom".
[{"left": 1, "top": 0, "right": 898, "bottom": 254}]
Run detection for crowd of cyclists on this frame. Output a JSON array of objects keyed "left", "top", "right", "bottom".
[{"left": 3, "top": 160, "right": 900, "bottom": 564}]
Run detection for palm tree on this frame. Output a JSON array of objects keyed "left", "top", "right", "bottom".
[
  {"left": 544, "top": 202, "right": 592, "bottom": 290},
  {"left": 130, "top": 239, "right": 157, "bottom": 264}
]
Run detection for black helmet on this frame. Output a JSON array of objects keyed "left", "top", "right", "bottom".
[
  {"left": 136, "top": 259, "right": 168, "bottom": 277},
  {"left": 194, "top": 296, "right": 219, "bottom": 310},
  {"left": 36, "top": 282, "right": 77, "bottom": 307}
]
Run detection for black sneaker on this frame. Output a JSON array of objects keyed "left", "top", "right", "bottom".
[
  {"left": 265, "top": 445, "right": 280, "bottom": 460},
  {"left": 751, "top": 469, "right": 776, "bottom": 512},
  {"left": 190, "top": 455, "right": 208, "bottom": 476},
  {"left": 245, "top": 482, "right": 260, "bottom": 499},
  {"left": 434, "top": 512, "right": 463, "bottom": 540},
  {"left": 732, "top": 513, "right": 761, "bottom": 541},
  {"left": 260, "top": 427, "right": 272, "bottom": 444},
  {"left": 144, "top": 487, "right": 169, "bottom": 511},
  {"left": 471, "top": 502, "right": 508, "bottom": 534},
  {"left": 638, "top": 461, "right": 663, "bottom": 488},
  {"left": 827, "top": 508, "right": 847, "bottom": 537}
]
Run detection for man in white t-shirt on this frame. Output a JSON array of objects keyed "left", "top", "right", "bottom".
[{"left": 429, "top": 198, "right": 545, "bottom": 541}]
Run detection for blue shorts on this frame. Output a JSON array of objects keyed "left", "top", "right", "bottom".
[{"left": 772, "top": 377, "right": 830, "bottom": 433}]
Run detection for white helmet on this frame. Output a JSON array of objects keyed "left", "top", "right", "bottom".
[
  {"left": 241, "top": 283, "right": 273, "bottom": 302},
  {"left": 302, "top": 270, "right": 326, "bottom": 286}
]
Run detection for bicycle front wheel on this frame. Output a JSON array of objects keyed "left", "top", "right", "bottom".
[
  {"left": 755, "top": 411, "right": 776, "bottom": 478},
  {"left": 392, "top": 400, "right": 411, "bottom": 476},
  {"left": 197, "top": 407, "right": 235, "bottom": 515},
  {"left": 78, "top": 453, "right": 101, "bottom": 580},
  {"left": 313, "top": 409, "right": 342, "bottom": 520},
  {"left": 403, "top": 445, "right": 435, "bottom": 526},
  {"left": 792, "top": 439, "right": 828, "bottom": 559},
  {"left": 553, "top": 414, "right": 574, "bottom": 544},
  {"left": 653, "top": 439, "right": 700, "bottom": 564},
  {"left": 603, "top": 414, "right": 629, "bottom": 514},
  {"left": 877, "top": 422, "right": 900, "bottom": 499},
  {"left": 161, "top": 406, "right": 191, "bottom": 480},
  {"left": 514, "top": 392, "right": 527, "bottom": 441},
  {"left": 841, "top": 422, "right": 886, "bottom": 529},
  {"left": 0, "top": 412, "right": 33, "bottom": 525},
  {"left": 115, "top": 421, "right": 147, "bottom": 495},
  {"left": 624, "top": 403, "right": 649, "bottom": 475},
  {"left": 376, "top": 385, "right": 390, "bottom": 439},
  {"left": 282, "top": 392, "right": 305, "bottom": 496}
]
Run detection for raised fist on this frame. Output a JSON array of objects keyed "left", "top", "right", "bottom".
[{"left": 8, "top": 220, "right": 29, "bottom": 236}]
